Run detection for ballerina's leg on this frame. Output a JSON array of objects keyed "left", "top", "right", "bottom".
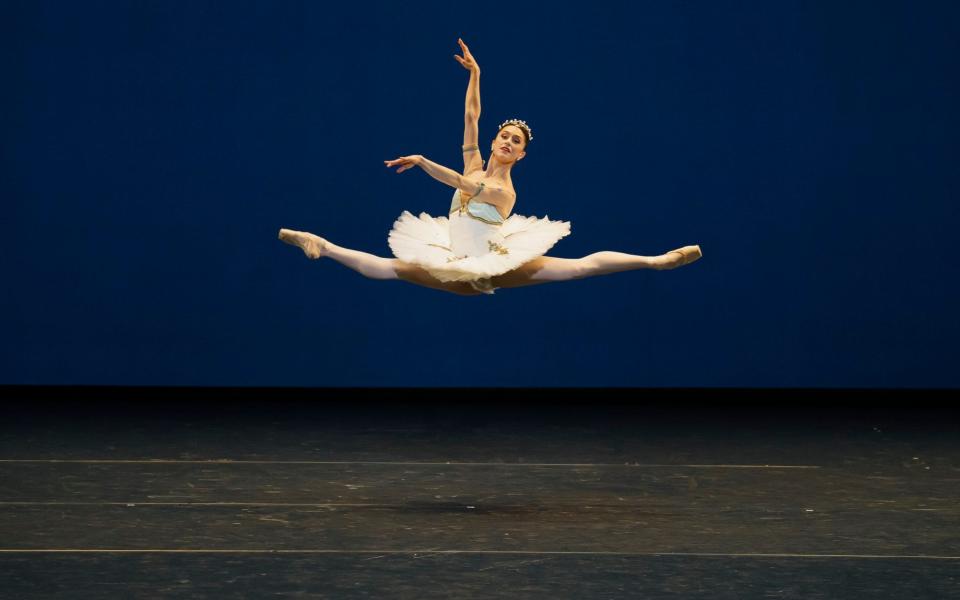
[
  {"left": 278, "top": 228, "right": 482, "bottom": 295},
  {"left": 278, "top": 228, "right": 397, "bottom": 279},
  {"left": 489, "top": 246, "right": 702, "bottom": 289},
  {"left": 572, "top": 248, "right": 702, "bottom": 276}
]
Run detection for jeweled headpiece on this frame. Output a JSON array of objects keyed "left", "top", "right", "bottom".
[{"left": 499, "top": 118, "right": 533, "bottom": 142}]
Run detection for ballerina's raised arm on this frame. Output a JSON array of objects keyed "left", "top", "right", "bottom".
[{"left": 455, "top": 38, "right": 484, "bottom": 176}]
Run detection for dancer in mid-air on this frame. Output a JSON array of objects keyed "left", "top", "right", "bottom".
[{"left": 280, "top": 38, "right": 701, "bottom": 295}]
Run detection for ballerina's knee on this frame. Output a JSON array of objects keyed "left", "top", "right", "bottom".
[
  {"left": 568, "top": 257, "right": 601, "bottom": 279},
  {"left": 517, "top": 257, "right": 591, "bottom": 282},
  {"left": 357, "top": 259, "right": 401, "bottom": 280}
]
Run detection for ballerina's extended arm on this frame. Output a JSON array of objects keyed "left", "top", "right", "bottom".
[
  {"left": 455, "top": 38, "right": 484, "bottom": 175},
  {"left": 383, "top": 154, "right": 482, "bottom": 196}
]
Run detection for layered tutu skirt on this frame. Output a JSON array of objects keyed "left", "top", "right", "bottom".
[{"left": 388, "top": 198, "right": 571, "bottom": 294}]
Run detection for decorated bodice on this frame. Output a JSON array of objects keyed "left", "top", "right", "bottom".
[{"left": 449, "top": 182, "right": 505, "bottom": 225}]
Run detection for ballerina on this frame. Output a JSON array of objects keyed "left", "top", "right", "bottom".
[{"left": 279, "top": 38, "right": 701, "bottom": 296}]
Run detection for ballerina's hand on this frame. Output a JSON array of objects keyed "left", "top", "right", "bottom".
[
  {"left": 453, "top": 38, "right": 480, "bottom": 73},
  {"left": 384, "top": 155, "right": 423, "bottom": 173}
]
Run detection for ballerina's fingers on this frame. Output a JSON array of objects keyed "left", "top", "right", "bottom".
[
  {"left": 384, "top": 157, "right": 414, "bottom": 173},
  {"left": 455, "top": 39, "right": 478, "bottom": 70}
]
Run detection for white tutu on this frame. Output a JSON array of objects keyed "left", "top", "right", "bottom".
[{"left": 388, "top": 187, "right": 571, "bottom": 294}]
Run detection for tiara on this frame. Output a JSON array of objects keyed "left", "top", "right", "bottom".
[{"left": 499, "top": 118, "right": 533, "bottom": 142}]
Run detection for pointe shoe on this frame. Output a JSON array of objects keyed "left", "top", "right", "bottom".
[
  {"left": 278, "top": 228, "right": 327, "bottom": 259},
  {"left": 665, "top": 245, "right": 702, "bottom": 268}
]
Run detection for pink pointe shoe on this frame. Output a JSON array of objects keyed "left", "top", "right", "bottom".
[
  {"left": 663, "top": 245, "right": 702, "bottom": 269},
  {"left": 278, "top": 228, "right": 327, "bottom": 259}
]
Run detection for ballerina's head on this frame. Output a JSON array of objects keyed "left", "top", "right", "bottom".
[{"left": 491, "top": 118, "right": 532, "bottom": 165}]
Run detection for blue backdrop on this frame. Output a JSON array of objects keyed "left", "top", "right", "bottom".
[{"left": 3, "top": 1, "right": 957, "bottom": 387}]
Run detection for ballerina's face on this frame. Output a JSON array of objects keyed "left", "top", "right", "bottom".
[{"left": 492, "top": 125, "right": 527, "bottom": 163}]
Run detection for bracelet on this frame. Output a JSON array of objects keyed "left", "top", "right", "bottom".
[{"left": 462, "top": 144, "right": 479, "bottom": 153}]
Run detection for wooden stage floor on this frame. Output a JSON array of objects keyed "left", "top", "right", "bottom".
[{"left": 0, "top": 388, "right": 957, "bottom": 598}]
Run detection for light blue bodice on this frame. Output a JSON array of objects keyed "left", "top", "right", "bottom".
[{"left": 449, "top": 182, "right": 504, "bottom": 225}]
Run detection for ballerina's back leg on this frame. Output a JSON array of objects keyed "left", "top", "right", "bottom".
[{"left": 489, "top": 247, "right": 702, "bottom": 289}]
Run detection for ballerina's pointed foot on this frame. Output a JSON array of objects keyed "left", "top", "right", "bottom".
[
  {"left": 278, "top": 228, "right": 328, "bottom": 259},
  {"left": 657, "top": 245, "right": 702, "bottom": 270}
]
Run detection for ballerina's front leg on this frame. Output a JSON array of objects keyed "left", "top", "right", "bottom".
[
  {"left": 278, "top": 228, "right": 398, "bottom": 280},
  {"left": 278, "top": 228, "right": 483, "bottom": 295}
]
